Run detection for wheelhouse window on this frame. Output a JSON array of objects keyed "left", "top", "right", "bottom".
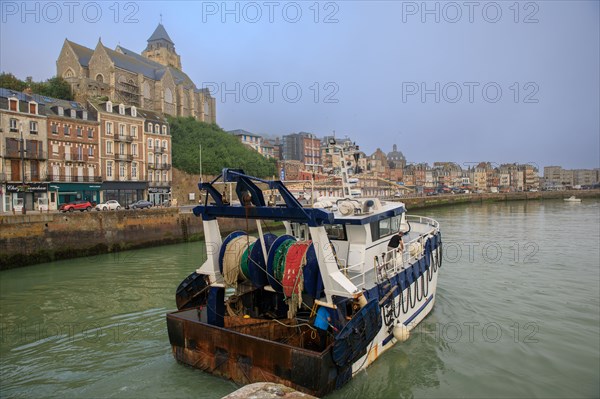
[
  {"left": 325, "top": 224, "right": 347, "bottom": 241},
  {"left": 370, "top": 215, "right": 402, "bottom": 242}
]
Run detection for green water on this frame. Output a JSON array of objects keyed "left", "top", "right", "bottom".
[{"left": 1, "top": 199, "right": 599, "bottom": 398}]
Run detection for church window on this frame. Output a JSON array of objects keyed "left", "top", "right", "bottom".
[
  {"left": 164, "top": 88, "right": 173, "bottom": 104},
  {"left": 142, "top": 82, "right": 150, "bottom": 98},
  {"left": 96, "top": 74, "right": 104, "bottom": 83}
]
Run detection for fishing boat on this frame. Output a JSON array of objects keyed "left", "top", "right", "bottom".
[
  {"left": 564, "top": 196, "right": 582, "bottom": 202},
  {"left": 166, "top": 140, "right": 443, "bottom": 396}
]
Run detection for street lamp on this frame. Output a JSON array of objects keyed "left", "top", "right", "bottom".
[{"left": 19, "top": 122, "right": 26, "bottom": 214}]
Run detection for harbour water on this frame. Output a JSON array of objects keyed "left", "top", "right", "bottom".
[{"left": 1, "top": 199, "right": 598, "bottom": 398}]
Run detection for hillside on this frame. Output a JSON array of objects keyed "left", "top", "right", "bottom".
[{"left": 168, "top": 117, "right": 276, "bottom": 178}]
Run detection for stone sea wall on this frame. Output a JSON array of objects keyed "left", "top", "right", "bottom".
[{"left": 0, "top": 209, "right": 250, "bottom": 270}]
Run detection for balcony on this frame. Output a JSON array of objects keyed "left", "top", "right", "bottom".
[
  {"left": 156, "top": 163, "right": 171, "bottom": 170},
  {"left": 64, "top": 153, "right": 89, "bottom": 162},
  {"left": 47, "top": 175, "right": 102, "bottom": 183},
  {"left": 116, "top": 153, "right": 134, "bottom": 162},
  {"left": 154, "top": 146, "right": 163, "bottom": 154},
  {"left": 152, "top": 181, "right": 172, "bottom": 187},
  {"left": 6, "top": 172, "right": 48, "bottom": 182},
  {"left": 4, "top": 149, "right": 47, "bottom": 160},
  {"left": 115, "top": 134, "right": 134, "bottom": 143}
]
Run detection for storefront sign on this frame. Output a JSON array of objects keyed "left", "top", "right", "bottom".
[
  {"left": 148, "top": 187, "right": 171, "bottom": 194},
  {"left": 6, "top": 183, "right": 48, "bottom": 193}
]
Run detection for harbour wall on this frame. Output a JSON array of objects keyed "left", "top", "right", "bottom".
[
  {"left": 399, "top": 189, "right": 600, "bottom": 210},
  {"left": 1, "top": 190, "right": 598, "bottom": 270},
  {"left": 0, "top": 209, "right": 254, "bottom": 270}
]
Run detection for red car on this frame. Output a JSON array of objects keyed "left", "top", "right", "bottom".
[{"left": 59, "top": 200, "right": 93, "bottom": 212}]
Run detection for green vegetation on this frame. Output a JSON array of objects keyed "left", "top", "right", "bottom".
[
  {"left": 168, "top": 116, "right": 277, "bottom": 177},
  {"left": 0, "top": 72, "right": 73, "bottom": 100}
]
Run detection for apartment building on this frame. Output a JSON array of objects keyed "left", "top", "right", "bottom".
[{"left": 0, "top": 88, "right": 49, "bottom": 212}]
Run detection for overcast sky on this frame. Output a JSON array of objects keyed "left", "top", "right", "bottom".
[{"left": 1, "top": 1, "right": 598, "bottom": 169}]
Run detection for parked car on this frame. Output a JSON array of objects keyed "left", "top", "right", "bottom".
[
  {"left": 59, "top": 200, "right": 93, "bottom": 212},
  {"left": 95, "top": 200, "right": 122, "bottom": 211},
  {"left": 127, "top": 200, "right": 153, "bottom": 210}
]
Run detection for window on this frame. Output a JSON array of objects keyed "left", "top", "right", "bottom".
[
  {"left": 119, "top": 143, "right": 125, "bottom": 155},
  {"left": 105, "top": 122, "right": 112, "bottom": 135},
  {"left": 30, "top": 121, "right": 38, "bottom": 133},
  {"left": 96, "top": 74, "right": 104, "bottom": 83},
  {"left": 88, "top": 128, "right": 94, "bottom": 138},
  {"left": 163, "top": 154, "right": 168, "bottom": 164},
  {"left": 148, "top": 172, "right": 153, "bottom": 182},
  {"left": 63, "top": 124, "right": 69, "bottom": 135},
  {"left": 106, "top": 140, "right": 113, "bottom": 155},
  {"left": 29, "top": 102, "right": 37, "bottom": 114},
  {"left": 147, "top": 123, "right": 152, "bottom": 132},
  {"left": 164, "top": 88, "right": 173, "bottom": 104},
  {"left": 155, "top": 139, "right": 160, "bottom": 149},
  {"left": 9, "top": 118, "right": 17, "bottom": 131},
  {"left": 155, "top": 124, "right": 159, "bottom": 134},
  {"left": 148, "top": 152, "right": 153, "bottom": 166},
  {"left": 76, "top": 126, "right": 82, "bottom": 136},
  {"left": 52, "top": 144, "right": 59, "bottom": 155},
  {"left": 162, "top": 171, "right": 168, "bottom": 183},
  {"left": 325, "top": 224, "right": 347, "bottom": 240},
  {"left": 119, "top": 104, "right": 125, "bottom": 115},
  {"left": 119, "top": 124, "right": 125, "bottom": 136},
  {"left": 107, "top": 161, "right": 113, "bottom": 177},
  {"left": 131, "top": 106, "right": 137, "bottom": 117},
  {"left": 156, "top": 171, "right": 161, "bottom": 182},
  {"left": 88, "top": 146, "right": 94, "bottom": 157},
  {"left": 57, "top": 107, "right": 64, "bottom": 116},
  {"left": 106, "top": 101, "right": 113, "bottom": 112},
  {"left": 119, "top": 163, "right": 126, "bottom": 178},
  {"left": 82, "top": 111, "right": 88, "bottom": 120},
  {"left": 9, "top": 98, "right": 18, "bottom": 111},
  {"left": 142, "top": 82, "right": 150, "bottom": 99},
  {"left": 162, "top": 125, "right": 167, "bottom": 135},
  {"left": 147, "top": 138, "right": 153, "bottom": 148},
  {"left": 162, "top": 140, "right": 168, "bottom": 151},
  {"left": 132, "top": 162, "right": 137, "bottom": 178},
  {"left": 131, "top": 125, "right": 137, "bottom": 137},
  {"left": 70, "top": 109, "right": 76, "bottom": 118},
  {"left": 370, "top": 216, "right": 402, "bottom": 242},
  {"left": 132, "top": 143, "right": 138, "bottom": 156}
]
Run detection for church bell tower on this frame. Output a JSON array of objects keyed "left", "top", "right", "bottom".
[{"left": 142, "top": 23, "right": 182, "bottom": 70}]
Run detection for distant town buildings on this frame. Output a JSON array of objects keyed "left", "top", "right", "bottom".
[{"left": 543, "top": 166, "right": 600, "bottom": 189}]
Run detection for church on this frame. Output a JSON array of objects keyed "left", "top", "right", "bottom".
[{"left": 56, "top": 24, "right": 216, "bottom": 123}]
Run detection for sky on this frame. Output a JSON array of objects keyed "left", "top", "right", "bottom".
[{"left": 1, "top": 1, "right": 598, "bottom": 170}]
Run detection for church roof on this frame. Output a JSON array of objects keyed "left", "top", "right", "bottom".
[
  {"left": 117, "top": 45, "right": 196, "bottom": 90},
  {"left": 64, "top": 38, "right": 213, "bottom": 97},
  {"left": 147, "top": 23, "right": 174, "bottom": 45},
  {"left": 66, "top": 39, "right": 94, "bottom": 67}
]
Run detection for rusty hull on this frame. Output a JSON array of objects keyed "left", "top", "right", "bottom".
[{"left": 166, "top": 309, "right": 339, "bottom": 397}]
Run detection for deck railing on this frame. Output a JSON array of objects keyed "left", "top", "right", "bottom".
[{"left": 338, "top": 215, "right": 440, "bottom": 286}]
